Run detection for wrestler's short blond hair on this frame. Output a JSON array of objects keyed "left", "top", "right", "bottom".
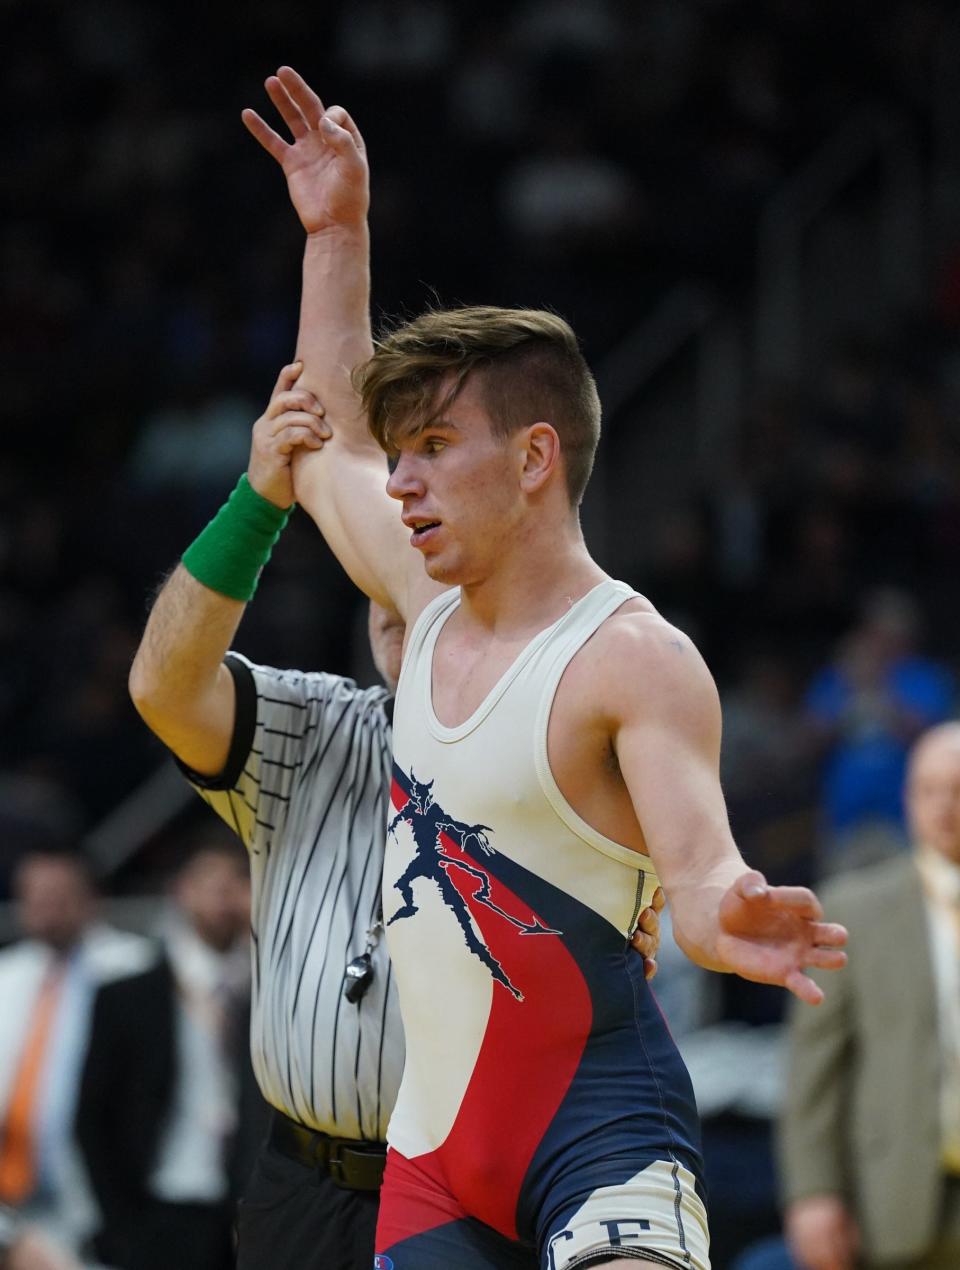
[{"left": 354, "top": 306, "right": 601, "bottom": 506}]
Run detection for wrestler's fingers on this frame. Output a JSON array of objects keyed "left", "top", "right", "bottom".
[
  {"left": 736, "top": 873, "right": 823, "bottom": 921},
  {"left": 326, "top": 104, "right": 366, "bottom": 152},
  {"left": 767, "top": 885, "right": 823, "bottom": 920},
  {"left": 277, "top": 65, "right": 326, "bottom": 127},
  {"left": 803, "top": 947, "right": 847, "bottom": 972},
  {"left": 733, "top": 869, "right": 769, "bottom": 900},
  {"left": 265, "top": 74, "right": 308, "bottom": 139},
  {"left": 644, "top": 957, "right": 658, "bottom": 982},
  {"left": 320, "top": 113, "right": 359, "bottom": 158},
  {"left": 809, "top": 922, "right": 848, "bottom": 949},
  {"left": 241, "top": 108, "right": 289, "bottom": 164},
  {"left": 651, "top": 885, "right": 665, "bottom": 914},
  {"left": 784, "top": 968, "right": 825, "bottom": 1007}
]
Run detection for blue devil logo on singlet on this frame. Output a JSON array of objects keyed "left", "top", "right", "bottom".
[{"left": 387, "top": 765, "right": 560, "bottom": 1000}]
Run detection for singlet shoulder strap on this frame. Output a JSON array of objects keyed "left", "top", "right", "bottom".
[
  {"left": 533, "top": 578, "right": 660, "bottom": 875},
  {"left": 395, "top": 588, "right": 459, "bottom": 704}
]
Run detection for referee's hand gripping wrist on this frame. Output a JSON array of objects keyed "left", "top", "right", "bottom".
[
  {"left": 248, "top": 360, "right": 331, "bottom": 509},
  {"left": 180, "top": 362, "right": 331, "bottom": 602}
]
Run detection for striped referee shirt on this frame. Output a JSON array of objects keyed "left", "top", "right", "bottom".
[{"left": 182, "top": 652, "right": 402, "bottom": 1143}]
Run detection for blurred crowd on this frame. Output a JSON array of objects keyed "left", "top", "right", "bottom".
[
  {"left": 3, "top": 0, "right": 960, "bottom": 1266},
  {"left": 0, "top": 838, "right": 265, "bottom": 1269}
]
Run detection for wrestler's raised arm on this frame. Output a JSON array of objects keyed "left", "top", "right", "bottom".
[
  {"left": 603, "top": 612, "right": 848, "bottom": 1005},
  {"left": 242, "top": 65, "right": 440, "bottom": 623}
]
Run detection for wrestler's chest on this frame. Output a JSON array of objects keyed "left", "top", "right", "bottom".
[
  {"left": 547, "top": 652, "right": 648, "bottom": 853},
  {"left": 429, "top": 634, "right": 534, "bottom": 727}
]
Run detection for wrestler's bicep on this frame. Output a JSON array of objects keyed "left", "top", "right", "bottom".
[{"left": 610, "top": 623, "right": 738, "bottom": 891}]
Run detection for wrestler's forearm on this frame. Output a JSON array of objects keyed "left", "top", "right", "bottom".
[
  {"left": 294, "top": 226, "right": 375, "bottom": 452},
  {"left": 289, "top": 226, "right": 423, "bottom": 619}
]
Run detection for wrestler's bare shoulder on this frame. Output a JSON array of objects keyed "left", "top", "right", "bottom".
[
  {"left": 570, "top": 594, "right": 718, "bottom": 724},
  {"left": 585, "top": 594, "right": 705, "bottom": 669}
]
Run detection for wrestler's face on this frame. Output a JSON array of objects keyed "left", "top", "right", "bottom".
[
  {"left": 907, "top": 730, "right": 960, "bottom": 864},
  {"left": 385, "top": 374, "right": 525, "bottom": 586}
]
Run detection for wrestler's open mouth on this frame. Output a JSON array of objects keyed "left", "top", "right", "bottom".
[{"left": 410, "top": 521, "right": 440, "bottom": 546}]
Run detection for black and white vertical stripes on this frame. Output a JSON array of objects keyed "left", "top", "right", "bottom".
[{"left": 183, "top": 653, "right": 402, "bottom": 1141}]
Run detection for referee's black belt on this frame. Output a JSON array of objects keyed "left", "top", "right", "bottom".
[{"left": 269, "top": 1111, "right": 386, "bottom": 1191}]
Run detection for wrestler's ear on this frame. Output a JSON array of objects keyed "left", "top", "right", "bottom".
[{"left": 518, "top": 423, "right": 560, "bottom": 495}]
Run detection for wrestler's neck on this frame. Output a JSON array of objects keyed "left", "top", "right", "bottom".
[{"left": 457, "top": 511, "right": 605, "bottom": 637}]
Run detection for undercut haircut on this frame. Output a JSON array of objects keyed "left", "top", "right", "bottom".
[{"left": 354, "top": 306, "right": 602, "bottom": 506}]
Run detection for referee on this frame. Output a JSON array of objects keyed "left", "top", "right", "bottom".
[{"left": 128, "top": 364, "right": 664, "bottom": 1270}]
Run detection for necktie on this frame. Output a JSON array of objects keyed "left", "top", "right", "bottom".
[{"left": 0, "top": 964, "right": 64, "bottom": 1203}]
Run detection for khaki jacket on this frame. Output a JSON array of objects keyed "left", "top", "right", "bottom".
[{"left": 778, "top": 853, "right": 943, "bottom": 1263}]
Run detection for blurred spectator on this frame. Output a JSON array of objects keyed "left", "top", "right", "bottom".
[
  {"left": 805, "top": 587, "right": 955, "bottom": 867},
  {"left": 0, "top": 1203, "right": 81, "bottom": 1270},
  {"left": 334, "top": 0, "right": 454, "bottom": 80},
  {"left": 721, "top": 651, "right": 815, "bottom": 808},
  {"left": 447, "top": 28, "right": 532, "bottom": 146},
  {"left": 0, "top": 773, "right": 81, "bottom": 900},
  {"left": 127, "top": 378, "right": 258, "bottom": 491},
  {"left": 500, "top": 116, "right": 641, "bottom": 258},
  {"left": 764, "top": 499, "right": 856, "bottom": 662},
  {"left": 75, "top": 834, "right": 263, "bottom": 1270},
  {"left": 638, "top": 504, "right": 722, "bottom": 656},
  {"left": 814, "top": 339, "right": 905, "bottom": 501},
  {"left": 721, "top": 650, "right": 820, "bottom": 894},
  {"left": 779, "top": 722, "right": 960, "bottom": 1269},
  {"left": 511, "top": 0, "right": 620, "bottom": 63},
  {"left": 82, "top": 74, "right": 215, "bottom": 202},
  {"left": 23, "top": 590, "right": 156, "bottom": 827},
  {"left": 0, "top": 852, "right": 154, "bottom": 1257}
]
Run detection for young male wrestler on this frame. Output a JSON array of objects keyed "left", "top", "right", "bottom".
[{"left": 241, "top": 66, "right": 847, "bottom": 1270}]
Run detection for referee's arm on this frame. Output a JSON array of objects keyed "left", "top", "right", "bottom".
[
  {"left": 129, "top": 561, "right": 242, "bottom": 777},
  {"left": 129, "top": 362, "right": 328, "bottom": 776}
]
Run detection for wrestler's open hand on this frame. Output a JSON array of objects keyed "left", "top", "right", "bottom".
[
  {"left": 242, "top": 66, "right": 368, "bottom": 235},
  {"left": 248, "top": 361, "right": 330, "bottom": 509},
  {"left": 715, "top": 871, "right": 847, "bottom": 1005},
  {"left": 630, "top": 885, "right": 665, "bottom": 981}
]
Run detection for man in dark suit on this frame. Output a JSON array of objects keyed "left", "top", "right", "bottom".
[
  {"left": 779, "top": 721, "right": 960, "bottom": 1270},
  {"left": 76, "top": 837, "right": 266, "bottom": 1270}
]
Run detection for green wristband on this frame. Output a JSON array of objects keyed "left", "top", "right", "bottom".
[{"left": 181, "top": 475, "right": 293, "bottom": 602}]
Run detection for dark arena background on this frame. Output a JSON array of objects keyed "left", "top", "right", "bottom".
[{"left": 2, "top": 2, "right": 960, "bottom": 1268}]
